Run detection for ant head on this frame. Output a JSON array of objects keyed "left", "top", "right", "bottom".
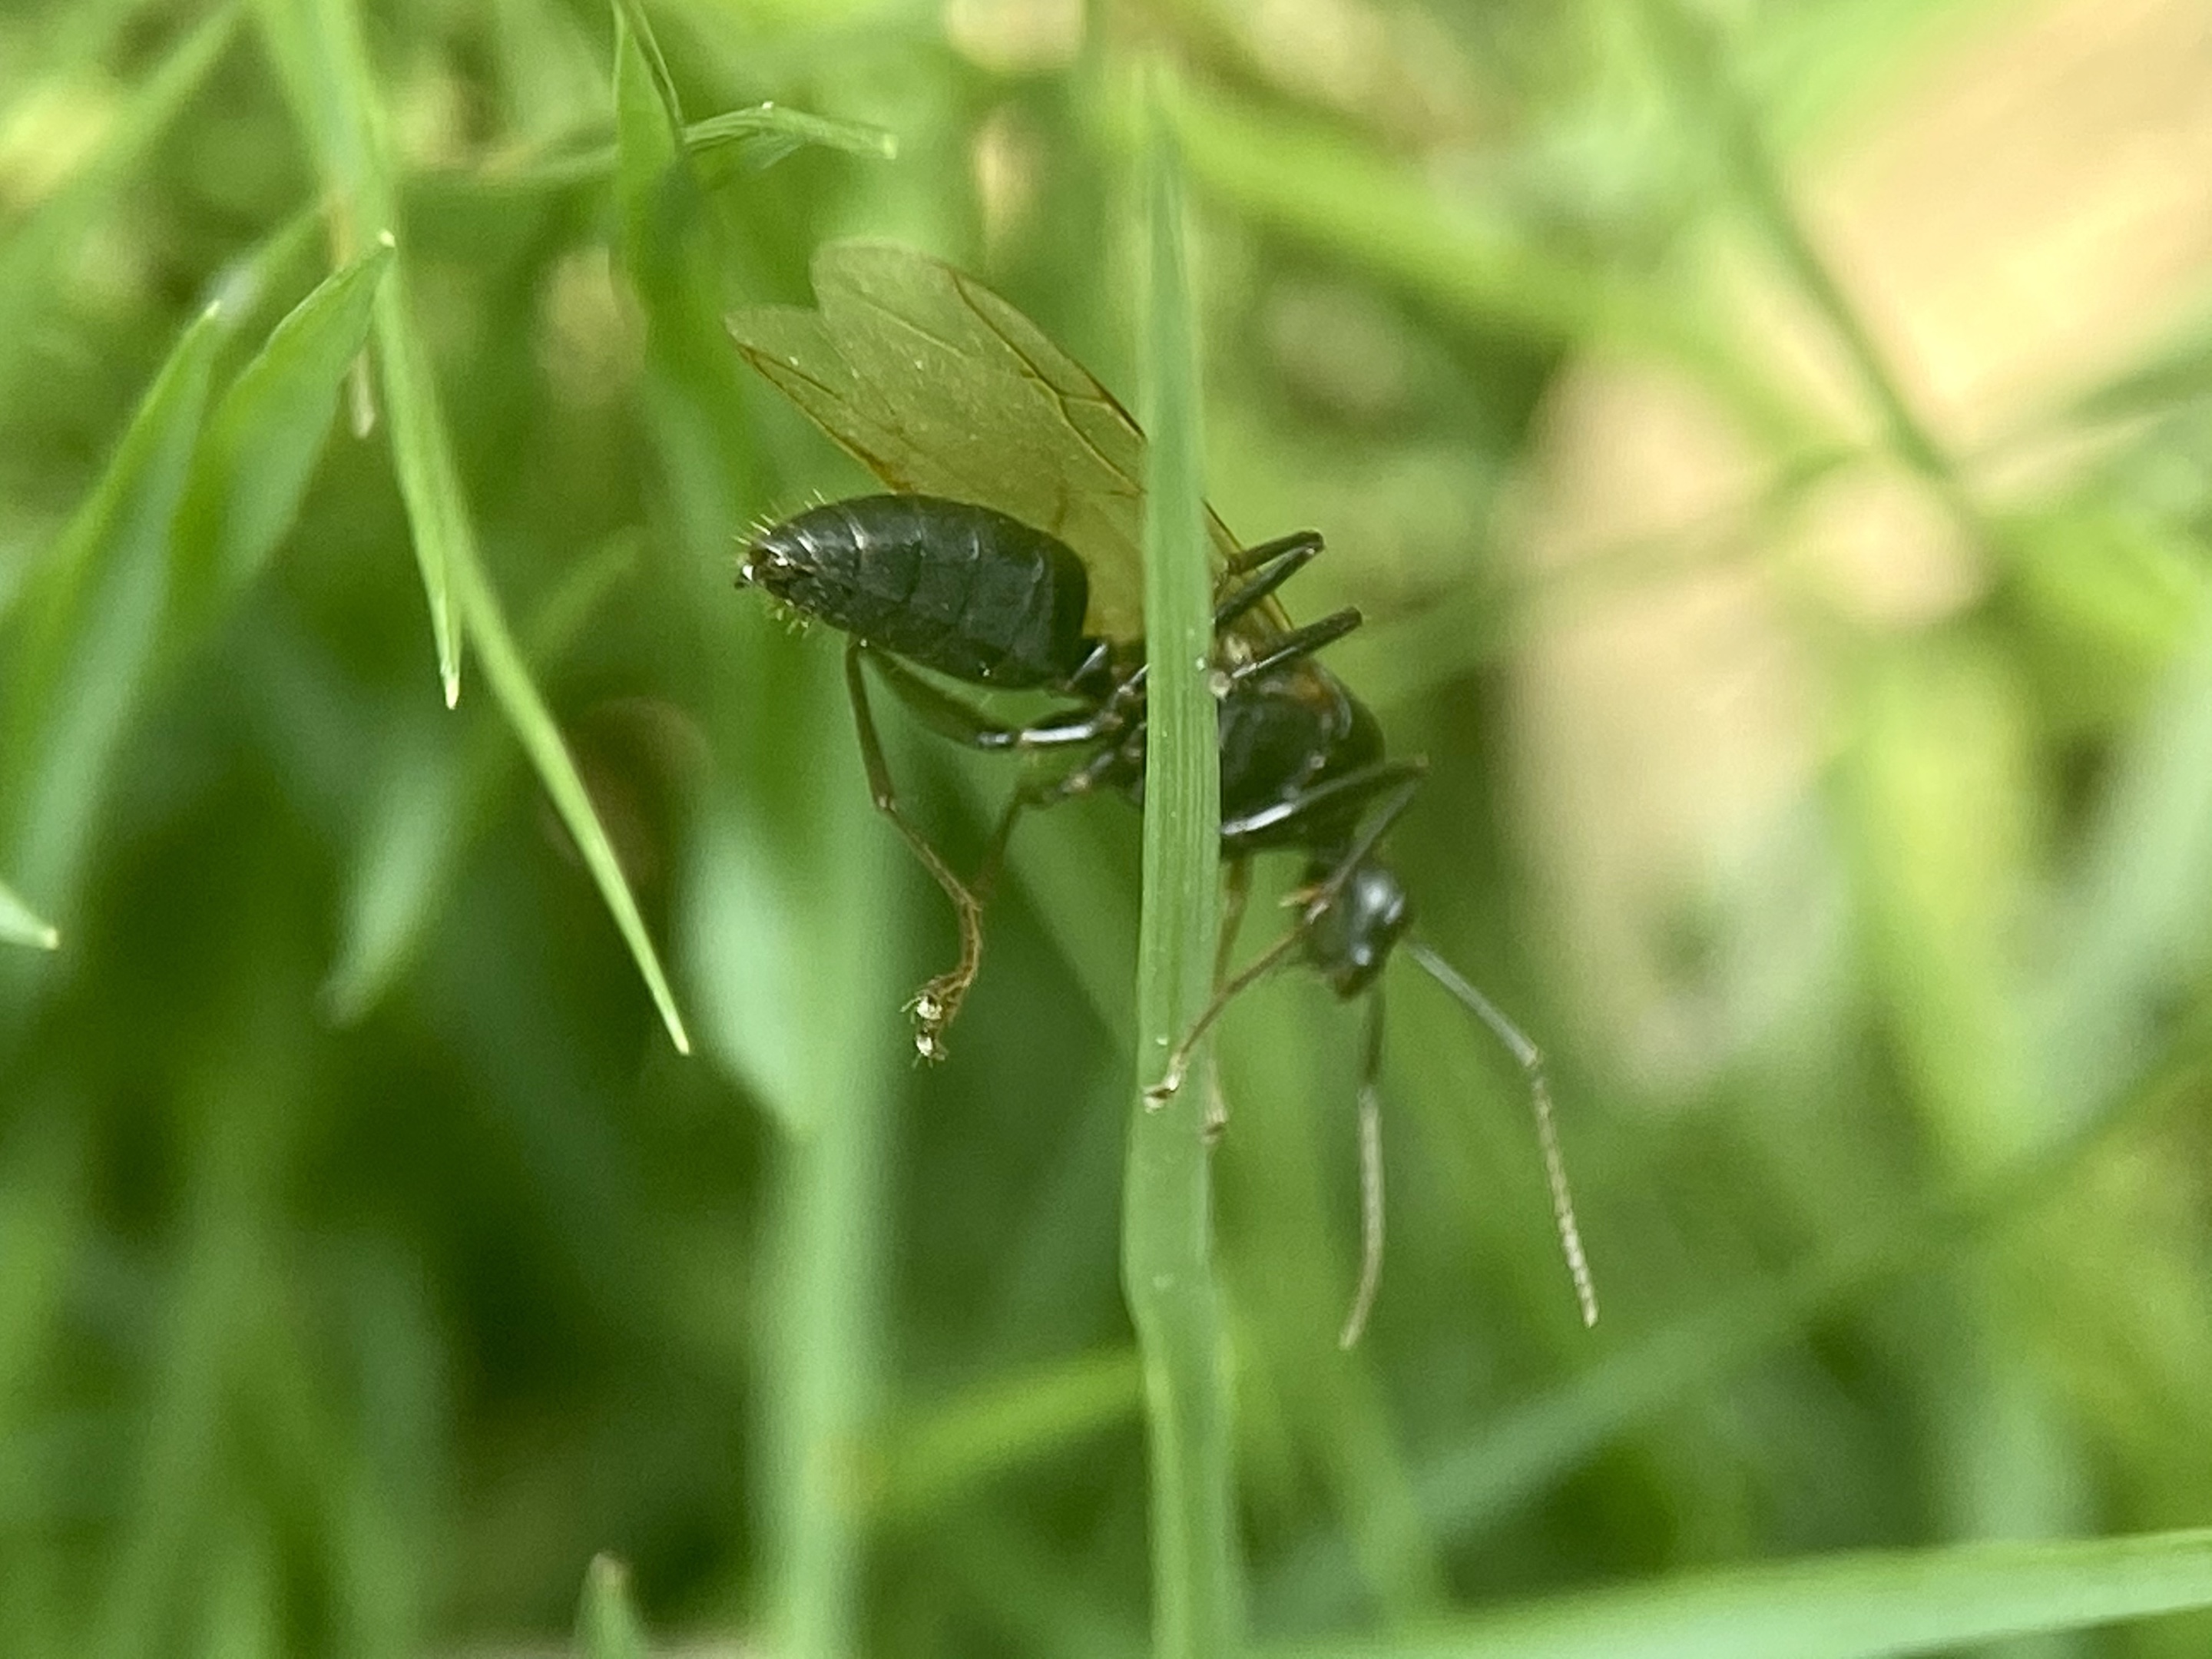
[
  {"left": 1302, "top": 857, "right": 1412, "bottom": 999},
  {"left": 736, "top": 525, "right": 795, "bottom": 591}
]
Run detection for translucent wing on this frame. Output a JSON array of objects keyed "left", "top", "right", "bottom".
[{"left": 728, "top": 241, "right": 1268, "bottom": 643}]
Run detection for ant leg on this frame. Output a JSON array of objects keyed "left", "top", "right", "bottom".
[
  {"left": 1147, "top": 767, "right": 1426, "bottom": 1104},
  {"left": 971, "top": 740, "right": 1124, "bottom": 906},
  {"left": 1215, "top": 856, "right": 1253, "bottom": 989},
  {"left": 1406, "top": 940, "right": 1598, "bottom": 1328},
  {"left": 861, "top": 647, "right": 1134, "bottom": 753},
  {"left": 1224, "top": 529, "right": 1324, "bottom": 580},
  {"left": 1201, "top": 857, "right": 1253, "bottom": 1144},
  {"left": 1227, "top": 608, "right": 1363, "bottom": 682},
  {"left": 1081, "top": 543, "right": 1339, "bottom": 718},
  {"left": 844, "top": 641, "right": 985, "bottom": 1061},
  {"left": 1215, "top": 531, "right": 1324, "bottom": 629},
  {"left": 1219, "top": 757, "right": 1427, "bottom": 848}
]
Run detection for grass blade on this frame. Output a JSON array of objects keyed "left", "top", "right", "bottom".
[
  {"left": 870, "top": 1347, "right": 1143, "bottom": 1522},
  {"left": 449, "top": 544, "right": 693, "bottom": 1055},
  {"left": 576, "top": 1555, "right": 651, "bottom": 1659},
  {"left": 371, "top": 290, "right": 468, "bottom": 705},
  {"left": 174, "top": 233, "right": 393, "bottom": 616},
  {"left": 0, "top": 878, "right": 61, "bottom": 951},
  {"left": 254, "top": 0, "right": 688, "bottom": 1051},
  {"left": 252, "top": 0, "right": 462, "bottom": 700},
  {"left": 682, "top": 104, "right": 899, "bottom": 180},
  {"left": 1124, "top": 79, "right": 1236, "bottom": 1659},
  {"left": 2033, "top": 608, "right": 2212, "bottom": 1121},
  {"left": 322, "top": 537, "right": 636, "bottom": 1025},
  {"left": 421, "top": 104, "right": 897, "bottom": 197},
  {"left": 1638, "top": 0, "right": 1955, "bottom": 488},
  {"left": 1263, "top": 1527, "right": 2212, "bottom": 1659},
  {"left": 0, "top": 303, "right": 225, "bottom": 914}
]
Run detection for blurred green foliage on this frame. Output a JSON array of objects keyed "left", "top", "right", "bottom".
[{"left": 7, "top": 0, "right": 2212, "bottom": 1657}]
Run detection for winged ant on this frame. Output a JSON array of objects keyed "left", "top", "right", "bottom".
[{"left": 730, "top": 245, "right": 1594, "bottom": 1342}]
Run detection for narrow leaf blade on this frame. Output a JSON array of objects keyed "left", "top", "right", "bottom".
[
  {"left": 1124, "top": 81, "right": 1236, "bottom": 1659},
  {"left": 1266, "top": 1527, "right": 2212, "bottom": 1659},
  {"left": 575, "top": 1555, "right": 649, "bottom": 1659},
  {"left": 2, "top": 304, "right": 226, "bottom": 909},
  {"left": 176, "top": 235, "right": 394, "bottom": 612},
  {"left": 452, "top": 551, "right": 693, "bottom": 1055}
]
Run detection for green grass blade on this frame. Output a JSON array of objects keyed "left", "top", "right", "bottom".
[
  {"left": 1263, "top": 1527, "right": 2212, "bottom": 1659},
  {"left": 252, "top": 0, "right": 462, "bottom": 700},
  {"left": 253, "top": 0, "right": 687, "bottom": 1049},
  {"left": 2058, "top": 308, "right": 2212, "bottom": 428},
  {"left": 174, "top": 234, "right": 393, "bottom": 615},
  {"left": 2033, "top": 608, "right": 2212, "bottom": 1119},
  {"left": 612, "top": 0, "right": 685, "bottom": 130},
  {"left": 604, "top": 0, "right": 784, "bottom": 1082},
  {"left": 320, "top": 720, "right": 463, "bottom": 1025},
  {"left": 322, "top": 537, "right": 636, "bottom": 1023},
  {"left": 1124, "top": 81, "right": 1236, "bottom": 1659},
  {"left": 369, "top": 287, "right": 468, "bottom": 706},
  {"left": 0, "top": 2, "right": 242, "bottom": 411},
  {"left": 576, "top": 1555, "right": 651, "bottom": 1659},
  {"left": 871, "top": 1347, "right": 1143, "bottom": 1522},
  {"left": 1638, "top": 0, "right": 1955, "bottom": 488},
  {"left": 681, "top": 104, "right": 899, "bottom": 180},
  {"left": 1, "top": 303, "right": 225, "bottom": 912},
  {"left": 0, "top": 878, "right": 61, "bottom": 950},
  {"left": 448, "top": 545, "right": 694, "bottom": 1055},
  {"left": 680, "top": 801, "right": 812, "bottom": 1127},
  {"left": 424, "top": 104, "right": 897, "bottom": 197},
  {"left": 1156, "top": 78, "right": 1806, "bottom": 450}
]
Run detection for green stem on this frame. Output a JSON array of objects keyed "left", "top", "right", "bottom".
[{"left": 1124, "top": 82, "right": 1237, "bottom": 1659}]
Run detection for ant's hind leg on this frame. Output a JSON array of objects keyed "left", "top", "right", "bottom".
[
  {"left": 844, "top": 640, "right": 985, "bottom": 1061},
  {"left": 863, "top": 645, "right": 1134, "bottom": 753},
  {"left": 971, "top": 741, "right": 1122, "bottom": 906},
  {"left": 1215, "top": 856, "right": 1253, "bottom": 989}
]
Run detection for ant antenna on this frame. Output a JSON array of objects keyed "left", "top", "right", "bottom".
[
  {"left": 1405, "top": 941, "right": 1598, "bottom": 1328},
  {"left": 1339, "top": 992, "right": 1388, "bottom": 1349}
]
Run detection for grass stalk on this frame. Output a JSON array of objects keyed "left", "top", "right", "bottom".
[
  {"left": 1641, "top": 0, "right": 1960, "bottom": 491},
  {"left": 1124, "top": 81, "right": 1237, "bottom": 1659}
]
